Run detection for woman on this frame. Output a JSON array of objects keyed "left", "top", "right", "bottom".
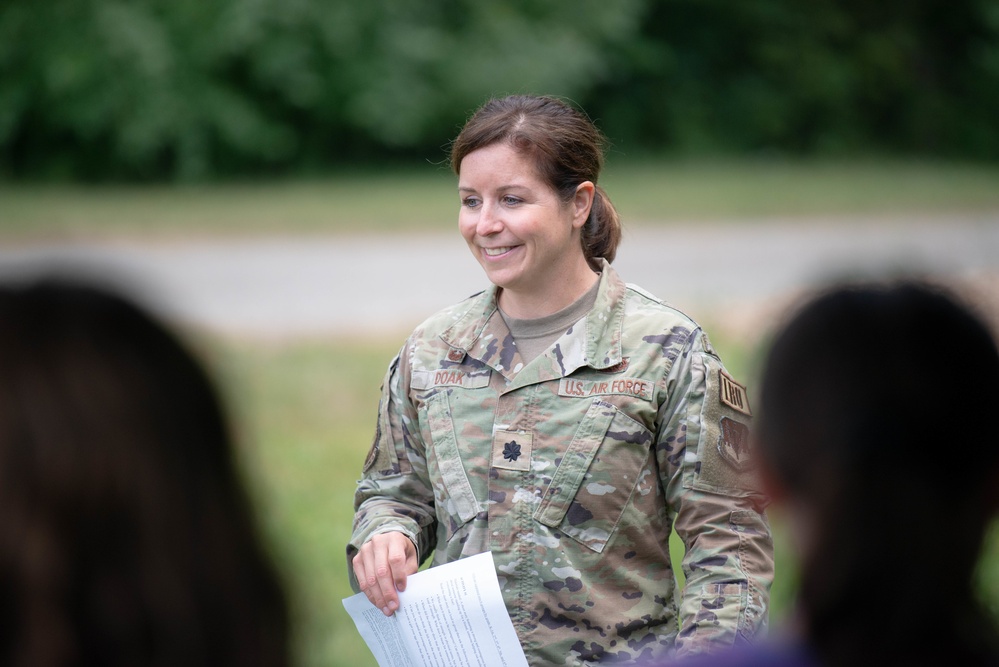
[
  {"left": 0, "top": 276, "right": 289, "bottom": 666},
  {"left": 348, "top": 95, "right": 773, "bottom": 665}
]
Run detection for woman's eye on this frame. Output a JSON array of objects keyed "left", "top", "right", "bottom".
[
  {"left": 462, "top": 197, "right": 480, "bottom": 208},
  {"left": 501, "top": 195, "right": 522, "bottom": 206}
]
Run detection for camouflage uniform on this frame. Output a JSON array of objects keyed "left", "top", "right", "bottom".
[{"left": 348, "top": 261, "right": 773, "bottom": 665}]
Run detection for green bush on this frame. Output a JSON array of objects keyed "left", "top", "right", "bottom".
[
  {"left": 0, "top": 0, "right": 644, "bottom": 180},
  {"left": 1, "top": 0, "right": 996, "bottom": 180}
]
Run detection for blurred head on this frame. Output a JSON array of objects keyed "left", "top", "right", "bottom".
[
  {"left": 756, "top": 281, "right": 999, "bottom": 660},
  {"left": 0, "top": 276, "right": 288, "bottom": 667},
  {"left": 450, "top": 95, "right": 622, "bottom": 273}
]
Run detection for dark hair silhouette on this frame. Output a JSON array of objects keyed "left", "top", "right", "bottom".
[
  {"left": 450, "top": 94, "right": 622, "bottom": 271},
  {"left": 757, "top": 281, "right": 999, "bottom": 666},
  {"left": 0, "top": 277, "right": 289, "bottom": 667}
]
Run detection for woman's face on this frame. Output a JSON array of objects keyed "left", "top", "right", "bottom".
[{"left": 458, "top": 142, "right": 593, "bottom": 308}]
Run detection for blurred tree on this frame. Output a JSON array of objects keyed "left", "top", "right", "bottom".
[
  {"left": 588, "top": 0, "right": 999, "bottom": 160},
  {"left": 0, "top": 0, "right": 644, "bottom": 180},
  {"left": 0, "top": 0, "right": 996, "bottom": 180}
]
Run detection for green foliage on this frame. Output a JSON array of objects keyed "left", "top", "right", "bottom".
[
  {"left": 0, "top": 0, "right": 644, "bottom": 180},
  {"left": 590, "top": 0, "right": 999, "bottom": 160},
  {"left": 2, "top": 0, "right": 997, "bottom": 180}
]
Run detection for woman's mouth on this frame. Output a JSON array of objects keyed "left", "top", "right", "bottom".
[{"left": 482, "top": 246, "right": 514, "bottom": 257}]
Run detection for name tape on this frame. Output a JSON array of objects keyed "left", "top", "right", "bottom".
[{"left": 558, "top": 376, "right": 653, "bottom": 401}]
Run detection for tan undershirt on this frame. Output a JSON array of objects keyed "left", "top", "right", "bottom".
[{"left": 498, "top": 278, "right": 601, "bottom": 364}]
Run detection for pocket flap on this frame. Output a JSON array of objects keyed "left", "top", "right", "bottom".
[{"left": 534, "top": 399, "right": 617, "bottom": 528}]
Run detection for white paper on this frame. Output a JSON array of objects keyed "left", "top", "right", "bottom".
[{"left": 343, "top": 551, "right": 529, "bottom": 667}]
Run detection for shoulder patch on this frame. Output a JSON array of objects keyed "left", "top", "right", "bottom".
[
  {"left": 719, "top": 371, "right": 752, "bottom": 417},
  {"left": 717, "top": 417, "right": 753, "bottom": 471}
]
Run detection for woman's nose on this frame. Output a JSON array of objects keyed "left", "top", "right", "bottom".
[{"left": 476, "top": 201, "right": 503, "bottom": 236}]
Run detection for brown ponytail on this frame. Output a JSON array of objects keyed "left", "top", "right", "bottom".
[{"left": 582, "top": 185, "right": 622, "bottom": 270}]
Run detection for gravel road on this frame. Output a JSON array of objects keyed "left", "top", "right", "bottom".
[{"left": 1, "top": 213, "right": 997, "bottom": 341}]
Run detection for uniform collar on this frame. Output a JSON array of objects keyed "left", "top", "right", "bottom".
[{"left": 439, "top": 259, "right": 626, "bottom": 382}]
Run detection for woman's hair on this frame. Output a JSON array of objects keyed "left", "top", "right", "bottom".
[
  {"left": 0, "top": 277, "right": 289, "bottom": 667},
  {"left": 449, "top": 95, "right": 621, "bottom": 271},
  {"left": 757, "top": 281, "right": 999, "bottom": 665}
]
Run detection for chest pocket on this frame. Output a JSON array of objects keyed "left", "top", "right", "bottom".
[
  {"left": 534, "top": 399, "right": 654, "bottom": 553},
  {"left": 416, "top": 362, "right": 494, "bottom": 539}
]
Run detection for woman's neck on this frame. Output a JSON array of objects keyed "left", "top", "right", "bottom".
[{"left": 498, "top": 268, "right": 599, "bottom": 319}]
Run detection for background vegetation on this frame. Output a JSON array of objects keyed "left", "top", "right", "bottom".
[{"left": 2, "top": 0, "right": 997, "bottom": 181}]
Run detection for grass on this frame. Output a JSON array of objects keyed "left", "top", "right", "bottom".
[
  {"left": 212, "top": 336, "right": 398, "bottom": 667},
  {"left": 601, "top": 158, "right": 999, "bottom": 222},
  {"left": 2, "top": 158, "right": 998, "bottom": 241}
]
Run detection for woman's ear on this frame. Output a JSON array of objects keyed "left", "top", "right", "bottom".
[{"left": 571, "top": 181, "right": 595, "bottom": 229}]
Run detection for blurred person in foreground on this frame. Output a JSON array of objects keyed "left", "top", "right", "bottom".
[
  {"left": 661, "top": 281, "right": 999, "bottom": 667},
  {"left": 0, "top": 276, "right": 289, "bottom": 667},
  {"left": 347, "top": 94, "right": 773, "bottom": 665}
]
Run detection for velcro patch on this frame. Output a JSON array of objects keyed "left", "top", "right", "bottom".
[
  {"left": 717, "top": 417, "right": 753, "bottom": 471},
  {"left": 492, "top": 429, "right": 533, "bottom": 471},
  {"left": 719, "top": 371, "right": 752, "bottom": 416},
  {"left": 411, "top": 368, "right": 491, "bottom": 390},
  {"left": 599, "top": 358, "right": 630, "bottom": 374},
  {"left": 558, "top": 376, "right": 653, "bottom": 401}
]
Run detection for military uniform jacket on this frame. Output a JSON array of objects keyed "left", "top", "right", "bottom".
[{"left": 349, "top": 262, "right": 773, "bottom": 666}]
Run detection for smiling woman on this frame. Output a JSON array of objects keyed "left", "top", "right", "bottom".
[
  {"left": 345, "top": 95, "right": 774, "bottom": 667},
  {"left": 457, "top": 142, "right": 596, "bottom": 318}
]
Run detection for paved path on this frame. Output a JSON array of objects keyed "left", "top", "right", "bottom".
[{"left": 1, "top": 213, "right": 997, "bottom": 339}]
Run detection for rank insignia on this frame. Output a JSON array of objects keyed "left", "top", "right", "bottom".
[
  {"left": 717, "top": 417, "right": 753, "bottom": 471},
  {"left": 503, "top": 441, "right": 522, "bottom": 461},
  {"left": 447, "top": 348, "right": 465, "bottom": 362},
  {"left": 492, "top": 429, "right": 532, "bottom": 471},
  {"left": 719, "top": 370, "right": 752, "bottom": 416}
]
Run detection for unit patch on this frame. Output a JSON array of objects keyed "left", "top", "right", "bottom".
[
  {"left": 558, "top": 376, "right": 653, "bottom": 401},
  {"left": 717, "top": 416, "right": 753, "bottom": 470},
  {"left": 719, "top": 370, "right": 752, "bottom": 416}
]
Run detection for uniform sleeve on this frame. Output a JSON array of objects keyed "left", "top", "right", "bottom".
[
  {"left": 345, "top": 345, "right": 438, "bottom": 593},
  {"left": 656, "top": 330, "right": 773, "bottom": 657}
]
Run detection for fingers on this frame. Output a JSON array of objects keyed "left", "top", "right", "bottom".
[{"left": 352, "top": 532, "right": 418, "bottom": 616}]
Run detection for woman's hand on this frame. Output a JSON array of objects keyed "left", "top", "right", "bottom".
[{"left": 352, "top": 532, "right": 419, "bottom": 616}]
